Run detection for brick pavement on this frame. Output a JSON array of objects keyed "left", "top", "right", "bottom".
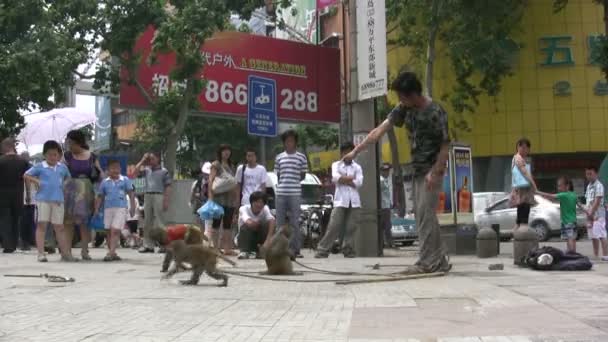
[{"left": 1, "top": 241, "right": 608, "bottom": 342}]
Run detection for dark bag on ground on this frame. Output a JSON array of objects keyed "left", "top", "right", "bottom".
[{"left": 525, "top": 246, "right": 592, "bottom": 271}]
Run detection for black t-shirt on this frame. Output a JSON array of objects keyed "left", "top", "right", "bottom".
[{"left": 0, "top": 154, "right": 30, "bottom": 199}]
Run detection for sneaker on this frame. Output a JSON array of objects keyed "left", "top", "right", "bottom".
[
  {"left": 111, "top": 254, "right": 122, "bottom": 261},
  {"left": 248, "top": 252, "right": 258, "bottom": 259},
  {"left": 81, "top": 252, "right": 92, "bottom": 261},
  {"left": 601, "top": 256, "right": 608, "bottom": 262},
  {"left": 138, "top": 247, "right": 154, "bottom": 253},
  {"left": 37, "top": 254, "right": 48, "bottom": 263},
  {"left": 45, "top": 246, "right": 56, "bottom": 254},
  {"left": 237, "top": 252, "right": 250, "bottom": 260},
  {"left": 295, "top": 253, "right": 304, "bottom": 259},
  {"left": 157, "top": 247, "right": 167, "bottom": 254},
  {"left": 103, "top": 255, "right": 114, "bottom": 262},
  {"left": 343, "top": 253, "right": 356, "bottom": 258},
  {"left": 314, "top": 252, "right": 329, "bottom": 259}
]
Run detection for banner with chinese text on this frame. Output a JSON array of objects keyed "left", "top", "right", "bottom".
[
  {"left": 355, "top": 0, "right": 387, "bottom": 100},
  {"left": 119, "top": 28, "right": 341, "bottom": 123}
]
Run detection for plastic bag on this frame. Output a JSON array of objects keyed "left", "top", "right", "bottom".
[
  {"left": 198, "top": 200, "right": 224, "bottom": 220},
  {"left": 89, "top": 208, "right": 105, "bottom": 231}
]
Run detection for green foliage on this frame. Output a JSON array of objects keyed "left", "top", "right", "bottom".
[
  {"left": 295, "top": 125, "right": 339, "bottom": 153},
  {"left": 553, "top": 0, "right": 604, "bottom": 12},
  {"left": 92, "top": 0, "right": 293, "bottom": 174},
  {"left": 0, "top": 0, "right": 98, "bottom": 138},
  {"left": 133, "top": 113, "right": 258, "bottom": 175},
  {"left": 386, "top": 0, "right": 525, "bottom": 115}
]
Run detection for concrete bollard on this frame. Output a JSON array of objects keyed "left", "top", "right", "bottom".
[
  {"left": 476, "top": 226, "right": 498, "bottom": 258},
  {"left": 513, "top": 224, "right": 538, "bottom": 266}
]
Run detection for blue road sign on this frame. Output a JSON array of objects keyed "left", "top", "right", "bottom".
[{"left": 248, "top": 75, "right": 278, "bottom": 137}]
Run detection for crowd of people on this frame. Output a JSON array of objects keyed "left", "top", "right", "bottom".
[
  {"left": 511, "top": 138, "right": 608, "bottom": 261},
  {"left": 2, "top": 72, "right": 606, "bottom": 273}
]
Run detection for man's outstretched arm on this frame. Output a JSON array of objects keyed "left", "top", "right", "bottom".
[{"left": 344, "top": 118, "right": 393, "bottom": 160}]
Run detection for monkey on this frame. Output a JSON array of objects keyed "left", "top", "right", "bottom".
[
  {"left": 259, "top": 225, "right": 300, "bottom": 275},
  {"left": 149, "top": 224, "right": 209, "bottom": 273},
  {"left": 162, "top": 240, "right": 236, "bottom": 286}
]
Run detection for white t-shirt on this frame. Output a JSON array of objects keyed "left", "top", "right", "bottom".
[
  {"left": 586, "top": 180, "right": 605, "bottom": 219},
  {"left": 238, "top": 204, "right": 274, "bottom": 228},
  {"left": 236, "top": 164, "right": 268, "bottom": 206}
]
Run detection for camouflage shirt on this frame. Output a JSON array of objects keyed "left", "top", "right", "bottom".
[{"left": 388, "top": 101, "right": 450, "bottom": 176}]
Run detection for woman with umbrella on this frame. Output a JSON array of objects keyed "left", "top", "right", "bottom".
[{"left": 63, "top": 130, "right": 102, "bottom": 260}]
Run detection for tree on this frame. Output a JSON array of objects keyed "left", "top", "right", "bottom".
[
  {"left": 554, "top": 0, "right": 608, "bottom": 80},
  {"left": 94, "top": 0, "right": 293, "bottom": 176},
  {"left": 386, "top": 0, "right": 526, "bottom": 138},
  {"left": 133, "top": 112, "right": 258, "bottom": 175},
  {"left": 0, "top": 0, "right": 98, "bottom": 138}
]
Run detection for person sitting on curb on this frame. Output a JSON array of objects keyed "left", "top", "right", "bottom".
[{"left": 237, "top": 191, "right": 276, "bottom": 260}]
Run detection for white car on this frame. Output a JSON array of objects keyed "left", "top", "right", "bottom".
[{"left": 474, "top": 193, "right": 586, "bottom": 241}]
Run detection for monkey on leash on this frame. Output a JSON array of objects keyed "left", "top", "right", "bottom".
[{"left": 162, "top": 240, "right": 235, "bottom": 286}]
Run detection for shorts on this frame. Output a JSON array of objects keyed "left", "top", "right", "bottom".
[
  {"left": 38, "top": 202, "right": 64, "bottom": 225},
  {"left": 587, "top": 217, "right": 607, "bottom": 239},
  {"left": 104, "top": 208, "right": 128, "bottom": 230},
  {"left": 561, "top": 222, "right": 576, "bottom": 240}
]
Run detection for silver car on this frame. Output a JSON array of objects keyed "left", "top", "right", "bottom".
[{"left": 475, "top": 194, "right": 586, "bottom": 241}]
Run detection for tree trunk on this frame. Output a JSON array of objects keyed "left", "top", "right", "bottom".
[
  {"left": 425, "top": 0, "right": 440, "bottom": 97},
  {"left": 164, "top": 83, "right": 193, "bottom": 177},
  {"left": 386, "top": 126, "right": 405, "bottom": 217}
]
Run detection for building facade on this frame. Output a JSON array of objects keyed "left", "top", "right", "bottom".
[{"left": 383, "top": 0, "right": 608, "bottom": 194}]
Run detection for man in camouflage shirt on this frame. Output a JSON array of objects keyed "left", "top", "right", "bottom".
[{"left": 344, "top": 71, "right": 451, "bottom": 273}]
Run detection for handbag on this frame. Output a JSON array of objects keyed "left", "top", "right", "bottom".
[
  {"left": 212, "top": 165, "right": 237, "bottom": 194},
  {"left": 512, "top": 162, "right": 531, "bottom": 188}
]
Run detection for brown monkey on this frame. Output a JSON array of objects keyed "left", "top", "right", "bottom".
[
  {"left": 162, "top": 240, "right": 235, "bottom": 286},
  {"left": 149, "top": 224, "right": 209, "bottom": 272},
  {"left": 259, "top": 225, "right": 298, "bottom": 275}
]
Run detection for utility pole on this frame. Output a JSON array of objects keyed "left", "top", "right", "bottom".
[{"left": 348, "top": 0, "right": 379, "bottom": 257}]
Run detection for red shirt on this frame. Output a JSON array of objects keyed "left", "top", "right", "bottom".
[{"left": 167, "top": 225, "right": 188, "bottom": 242}]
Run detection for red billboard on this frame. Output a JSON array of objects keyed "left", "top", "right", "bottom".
[{"left": 119, "top": 28, "right": 341, "bottom": 123}]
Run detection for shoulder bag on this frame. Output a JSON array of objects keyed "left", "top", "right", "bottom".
[
  {"left": 511, "top": 157, "right": 531, "bottom": 189},
  {"left": 212, "top": 164, "right": 237, "bottom": 194}
]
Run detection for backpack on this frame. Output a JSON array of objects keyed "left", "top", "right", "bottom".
[
  {"left": 525, "top": 246, "right": 592, "bottom": 271},
  {"left": 191, "top": 174, "right": 209, "bottom": 209}
]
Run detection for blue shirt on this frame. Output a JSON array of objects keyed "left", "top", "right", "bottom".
[
  {"left": 25, "top": 162, "right": 70, "bottom": 203},
  {"left": 99, "top": 176, "right": 133, "bottom": 209}
]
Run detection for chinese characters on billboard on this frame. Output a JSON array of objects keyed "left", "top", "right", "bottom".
[{"left": 119, "top": 28, "right": 341, "bottom": 124}]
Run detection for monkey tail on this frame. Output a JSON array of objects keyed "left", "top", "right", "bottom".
[{"left": 217, "top": 254, "right": 237, "bottom": 267}]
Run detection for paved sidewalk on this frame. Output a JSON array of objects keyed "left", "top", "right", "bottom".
[{"left": 1, "top": 241, "right": 607, "bottom": 342}]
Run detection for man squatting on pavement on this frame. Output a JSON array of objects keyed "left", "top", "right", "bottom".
[{"left": 343, "top": 71, "right": 452, "bottom": 273}]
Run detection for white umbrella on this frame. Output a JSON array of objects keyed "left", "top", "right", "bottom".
[{"left": 18, "top": 107, "right": 96, "bottom": 147}]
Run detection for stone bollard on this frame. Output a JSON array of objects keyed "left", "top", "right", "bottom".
[
  {"left": 513, "top": 224, "right": 538, "bottom": 266},
  {"left": 476, "top": 226, "right": 498, "bottom": 258}
]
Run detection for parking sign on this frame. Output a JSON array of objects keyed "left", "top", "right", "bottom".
[{"left": 248, "top": 75, "right": 278, "bottom": 137}]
